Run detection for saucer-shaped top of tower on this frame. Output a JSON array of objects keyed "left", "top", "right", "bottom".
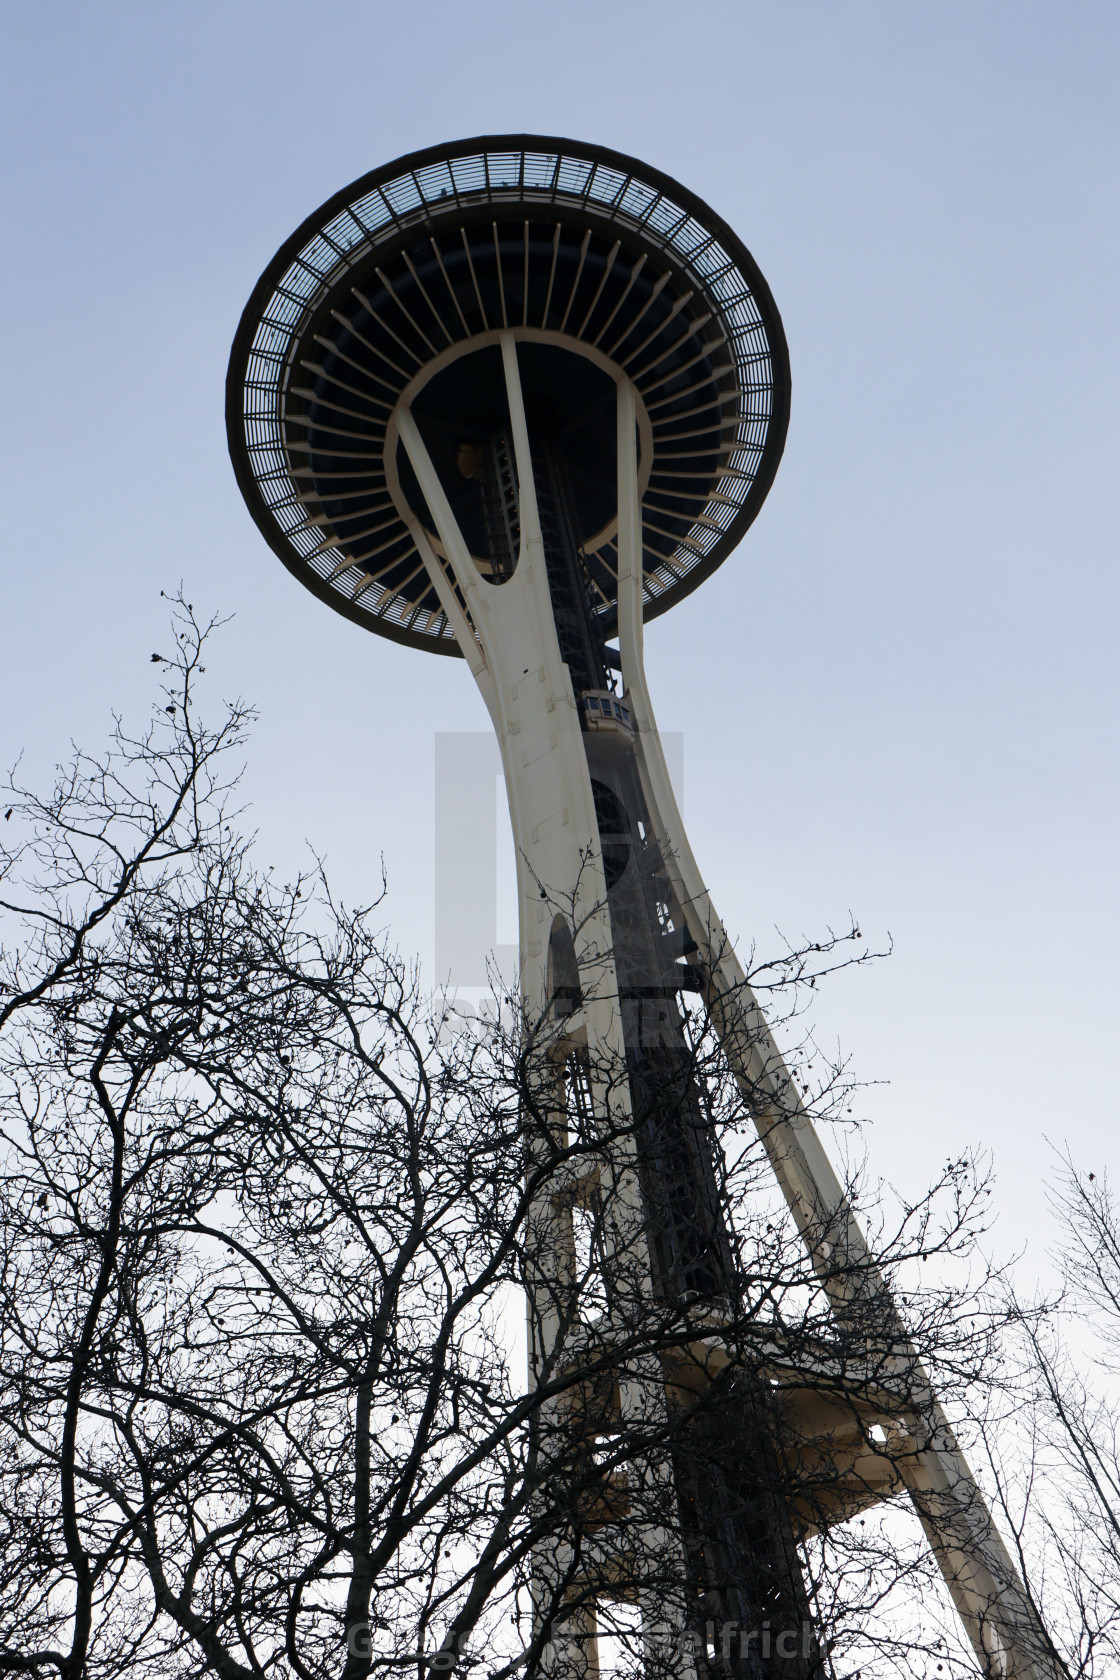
[{"left": 227, "top": 135, "right": 791, "bottom": 655}]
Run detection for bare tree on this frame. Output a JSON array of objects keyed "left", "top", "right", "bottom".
[
  {"left": 978, "top": 1157, "right": 1120, "bottom": 1677},
  {"left": 0, "top": 601, "right": 1041, "bottom": 1680}
]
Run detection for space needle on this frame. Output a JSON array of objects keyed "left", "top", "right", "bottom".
[{"left": 227, "top": 135, "right": 1062, "bottom": 1680}]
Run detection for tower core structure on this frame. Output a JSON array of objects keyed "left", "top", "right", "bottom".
[{"left": 228, "top": 136, "right": 1061, "bottom": 1680}]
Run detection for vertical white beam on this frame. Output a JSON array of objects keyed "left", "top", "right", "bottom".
[
  {"left": 615, "top": 377, "right": 643, "bottom": 678},
  {"left": 394, "top": 409, "right": 489, "bottom": 677},
  {"left": 500, "top": 333, "right": 545, "bottom": 565}
]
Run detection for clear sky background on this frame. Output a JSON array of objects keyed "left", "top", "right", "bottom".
[{"left": 1, "top": 1, "right": 1116, "bottom": 1288}]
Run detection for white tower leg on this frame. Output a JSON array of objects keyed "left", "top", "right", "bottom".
[
  {"left": 397, "top": 336, "right": 698, "bottom": 1679},
  {"left": 615, "top": 378, "right": 1062, "bottom": 1680}
]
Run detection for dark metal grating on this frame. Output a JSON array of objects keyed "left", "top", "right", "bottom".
[{"left": 227, "top": 135, "right": 791, "bottom": 656}]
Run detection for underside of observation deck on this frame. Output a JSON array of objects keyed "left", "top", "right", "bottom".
[{"left": 227, "top": 135, "right": 790, "bottom": 653}]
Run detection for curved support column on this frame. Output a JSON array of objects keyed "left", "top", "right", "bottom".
[
  {"left": 614, "top": 381, "right": 1062, "bottom": 1680},
  {"left": 397, "top": 352, "right": 612, "bottom": 1028}
]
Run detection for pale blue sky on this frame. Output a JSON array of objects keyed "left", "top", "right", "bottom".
[{"left": 1, "top": 1, "right": 1116, "bottom": 1280}]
